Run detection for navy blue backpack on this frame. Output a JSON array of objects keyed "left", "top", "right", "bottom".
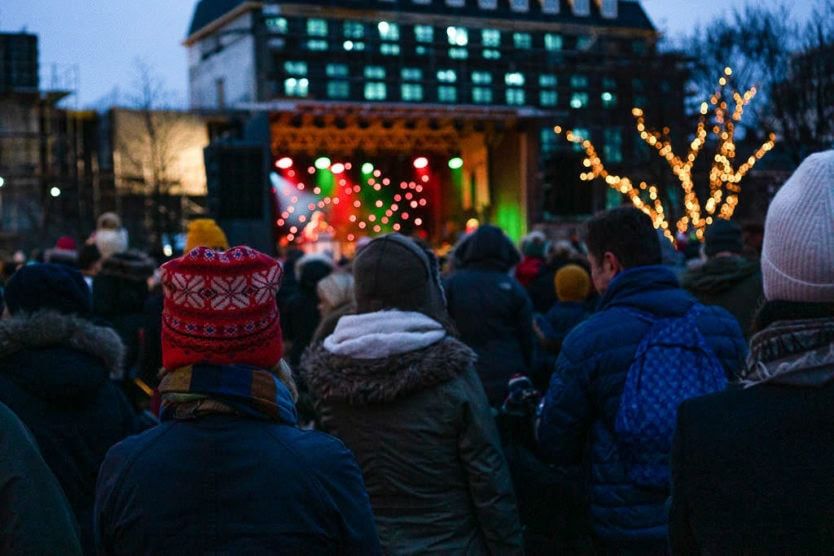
[{"left": 615, "top": 304, "right": 727, "bottom": 489}]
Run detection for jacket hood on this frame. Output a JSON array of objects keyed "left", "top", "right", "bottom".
[
  {"left": 455, "top": 225, "right": 520, "bottom": 272},
  {"left": 681, "top": 256, "right": 760, "bottom": 295},
  {"left": 302, "top": 337, "right": 476, "bottom": 406},
  {"left": 0, "top": 311, "right": 125, "bottom": 400},
  {"left": 599, "top": 264, "right": 694, "bottom": 317}
]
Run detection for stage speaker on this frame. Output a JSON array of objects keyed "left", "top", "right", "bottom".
[{"left": 205, "top": 144, "right": 266, "bottom": 220}]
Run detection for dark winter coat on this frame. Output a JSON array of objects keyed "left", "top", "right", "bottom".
[
  {"left": 681, "top": 255, "right": 763, "bottom": 337},
  {"left": 0, "top": 311, "right": 137, "bottom": 553},
  {"left": 303, "top": 337, "right": 524, "bottom": 555},
  {"left": 95, "top": 415, "right": 380, "bottom": 555},
  {"left": 532, "top": 301, "right": 590, "bottom": 391},
  {"left": 283, "top": 259, "right": 333, "bottom": 367},
  {"left": 537, "top": 265, "right": 746, "bottom": 543},
  {"left": 526, "top": 257, "right": 571, "bottom": 314},
  {"left": 446, "top": 227, "right": 533, "bottom": 405},
  {"left": 670, "top": 317, "right": 834, "bottom": 554},
  {"left": 0, "top": 400, "right": 83, "bottom": 555}
]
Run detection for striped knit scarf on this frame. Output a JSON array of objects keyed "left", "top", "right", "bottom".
[{"left": 159, "top": 363, "right": 297, "bottom": 424}]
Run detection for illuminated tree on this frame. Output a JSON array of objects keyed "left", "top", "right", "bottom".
[{"left": 556, "top": 68, "right": 776, "bottom": 240}]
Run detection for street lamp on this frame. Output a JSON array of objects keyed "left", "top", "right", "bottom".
[{"left": 50, "top": 186, "right": 61, "bottom": 198}]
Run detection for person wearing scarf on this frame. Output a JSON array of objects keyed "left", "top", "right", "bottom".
[
  {"left": 302, "top": 234, "right": 523, "bottom": 555},
  {"left": 94, "top": 246, "right": 380, "bottom": 555},
  {"left": 670, "top": 150, "right": 834, "bottom": 554}
]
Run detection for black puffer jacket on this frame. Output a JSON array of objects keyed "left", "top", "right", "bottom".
[
  {"left": 303, "top": 336, "right": 523, "bottom": 555},
  {"left": 0, "top": 311, "right": 137, "bottom": 553},
  {"left": 446, "top": 226, "right": 533, "bottom": 405}
]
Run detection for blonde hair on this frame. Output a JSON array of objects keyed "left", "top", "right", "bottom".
[{"left": 316, "top": 272, "right": 355, "bottom": 315}]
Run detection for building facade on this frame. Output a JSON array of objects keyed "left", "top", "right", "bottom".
[{"left": 186, "top": 0, "right": 687, "bottom": 243}]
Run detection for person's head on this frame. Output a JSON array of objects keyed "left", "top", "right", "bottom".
[
  {"left": 704, "top": 219, "right": 743, "bottom": 258},
  {"left": 294, "top": 254, "right": 334, "bottom": 291},
  {"left": 184, "top": 219, "right": 229, "bottom": 253},
  {"left": 95, "top": 212, "right": 128, "bottom": 259},
  {"left": 3, "top": 263, "right": 91, "bottom": 318},
  {"left": 353, "top": 233, "right": 448, "bottom": 325},
  {"left": 761, "top": 150, "right": 834, "bottom": 304},
  {"left": 316, "top": 272, "right": 355, "bottom": 316},
  {"left": 160, "top": 246, "right": 283, "bottom": 370},
  {"left": 584, "top": 206, "right": 661, "bottom": 294},
  {"left": 77, "top": 243, "right": 102, "bottom": 276},
  {"left": 549, "top": 239, "right": 577, "bottom": 263},
  {"left": 520, "top": 231, "right": 547, "bottom": 259},
  {"left": 454, "top": 225, "right": 520, "bottom": 272},
  {"left": 554, "top": 264, "right": 591, "bottom": 303}
]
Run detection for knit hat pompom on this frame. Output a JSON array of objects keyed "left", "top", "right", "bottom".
[
  {"left": 762, "top": 150, "right": 834, "bottom": 302},
  {"left": 555, "top": 264, "right": 591, "bottom": 303},
  {"left": 185, "top": 219, "right": 229, "bottom": 253},
  {"left": 160, "top": 246, "right": 283, "bottom": 370}
]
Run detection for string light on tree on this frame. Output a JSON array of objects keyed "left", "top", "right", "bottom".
[{"left": 555, "top": 67, "right": 776, "bottom": 240}]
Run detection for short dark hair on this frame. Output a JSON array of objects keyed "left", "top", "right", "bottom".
[
  {"left": 77, "top": 243, "right": 101, "bottom": 272},
  {"left": 585, "top": 206, "right": 662, "bottom": 269}
]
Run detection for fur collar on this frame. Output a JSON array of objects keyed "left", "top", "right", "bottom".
[
  {"left": 302, "top": 337, "right": 476, "bottom": 406},
  {"left": 0, "top": 311, "right": 125, "bottom": 378}
]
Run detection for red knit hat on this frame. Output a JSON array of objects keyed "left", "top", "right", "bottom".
[{"left": 160, "top": 246, "right": 283, "bottom": 370}]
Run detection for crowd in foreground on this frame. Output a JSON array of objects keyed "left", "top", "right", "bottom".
[{"left": 0, "top": 150, "right": 831, "bottom": 555}]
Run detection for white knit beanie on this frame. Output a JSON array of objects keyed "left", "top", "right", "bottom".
[{"left": 761, "top": 150, "right": 834, "bottom": 302}]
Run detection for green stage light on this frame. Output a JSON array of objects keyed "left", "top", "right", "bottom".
[
  {"left": 361, "top": 162, "right": 374, "bottom": 174},
  {"left": 448, "top": 156, "right": 464, "bottom": 170},
  {"left": 314, "top": 156, "right": 331, "bottom": 170}
]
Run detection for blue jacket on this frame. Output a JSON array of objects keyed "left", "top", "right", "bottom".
[
  {"left": 95, "top": 415, "right": 381, "bottom": 555},
  {"left": 537, "top": 265, "right": 746, "bottom": 542}
]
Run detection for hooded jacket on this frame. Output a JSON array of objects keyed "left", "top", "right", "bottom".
[
  {"left": 681, "top": 255, "right": 763, "bottom": 337},
  {"left": 445, "top": 226, "right": 533, "bottom": 405},
  {"left": 0, "top": 311, "right": 137, "bottom": 552},
  {"left": 303, "top": 322, "right": 523, "bottom": 555},
  {"left": 538, "top": 265, "right": 746, "bottom": 542}
]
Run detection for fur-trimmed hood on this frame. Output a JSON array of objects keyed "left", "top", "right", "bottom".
[
  {"left": 302, "top": 337, "right": 476, "bottom": 406},
  {"left": 0, "top": 311, "right": 125, "bottom": 386}
]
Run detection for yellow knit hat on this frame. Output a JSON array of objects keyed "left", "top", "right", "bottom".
[
  {"left": 185, "top": 219, "right": 229, "bottom": 252},
  {"left": 554, "top": 264, "right": 591, "bottom": 302}
]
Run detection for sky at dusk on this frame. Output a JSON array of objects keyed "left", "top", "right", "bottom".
[{"left": 0, "top": 0, "right": 818, "bottom": 108}]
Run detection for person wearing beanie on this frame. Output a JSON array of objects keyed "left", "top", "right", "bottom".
[
  {"left": 302, "top": 234, "right": 523, "bottom": 555},
  {"left": 45, "top": 235, "right": 80, "bottom": 268},
  {"left": 184, "top": 218, "right": 229, "bottom": 253},
  {"left": 0, "top": 264, "right": 137, "bottom": 553},
  {"left": 445, "top": 225, "right": 534, "bottom": 406},
  {"left": 94, "top": 212, "right": 129, "bottom": 260},
  {"left": 94, "top": 246, "right": 380, "bottom": 555},
  {"left": 281, "top": 253, "right": 334, "bottom": 367},
  {"left": 681, "top": 219, "right": 763, "bottom": 337},
  {"left": 670, "top": 151, "right": 834, "bottom": 554},
  {"left": 526, "top": 240, "right": 581, "bottom": 314},
  {"left": 515, "top": 230, "right": 548, "bottom": 288}
]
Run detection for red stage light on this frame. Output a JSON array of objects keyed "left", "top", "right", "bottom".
[
  {"left": 413, "top": 157, "right": 429, "bottom": 169},
  {"left": 276, "top": 157, "right": 293, "bottom": 169}
]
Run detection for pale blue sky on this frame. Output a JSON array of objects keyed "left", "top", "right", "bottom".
[{"left": 0, "top": 0, "right": 817, "bottom": 108}]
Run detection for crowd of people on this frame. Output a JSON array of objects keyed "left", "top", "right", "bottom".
[{"left": 0, "top": 149, "right": 831, "bottom": 554}]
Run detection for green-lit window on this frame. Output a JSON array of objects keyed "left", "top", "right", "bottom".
[
  {"left": 307, "top": 19, "right": 328, "bottom": 36},
  {"left": 449, "top": 47, "right": 468, "bottom": 59},
  {"left": 378, "top": 21, "right": 399, "bottom": 41},
  {"left": 447, "top": 26, "right": 468, "bottom": 46},
  {"left": 401, "top": 68, "right": 422, "bottom": 81},
  {"left": 505, "top": 72, "right": 524, "bottom": 86},
  {"left": 284, "top": 61, "right": 307, "bottom": 75},
  {"left": 473, "top": 87, "right": 493, "bottom": 103},
  {"left": 544, "top": 33, "right": 562, "bottom": 51},
  {"left": 541, "top": 128, "right": 558, "bottom": 155},
  {"left": 571, "top": 74, "right": 589, "bottom": 89},
  {"left": 483, "top": 49, "right": 500, "bottom": 59},
  {"left": 365, "top": 66, "right": 386, "bottom": 79},
  {"left": 401, "top": 83, "right": 424, "bottom": 102},
  {"left": 482, "top": 29, "right": 501, "bottom": 47},
  {"left": 472, "top": 71, "right": 492, "bottom": 84},
  {"left": 570, "top": 92, "right": 589, "bottom": 109},
  {"left": 343, "top": 21, "right": 365, "bottom": 39},
  {"left": 540, "top": 90, "right": 558, "bottom": 106},
  {"left": 438, "top": 86, "right": 457, "bottom": 103},
  {"left": 307, "top": 40, "right": 328, "bottom": 51},
  {"left": 266, "top": 17, "right": 287, "bottom": 34},
  {"left": 437, "top": 69, "right": 457, "bottom": 83},
  {"left": 601, "top": 91, "right": 617, "bottom": 108},
  {"left": 513, "top": 32, "right": 532, "bottom": 49},
  {"left": 576, "top": 35, "right": 593, "bottom": 50},
  {"left": 326, "top": 64, "right": 349, "bottom": 78},
  {"left": 416, "top": 45, "right": 428, "bottom": 56},
  {"left": 506, "top": 88, "right": 525, "bottom": 105},
  {"left": 284, "top": 77, "right": 309, "bottom": 97},
  {"left": 604, "top": 128, "right": 623, "bottom": 163},
  {"left": 364, "top": 82, "right": 387, "bottom": 100},
  {"left": 415, "top": 25, "right": 434, "bottom": 42},
  {"left": 327, "top": 81, "right": 350, "bottom": 99},
  {"left": 539, "top": 74, "right": 557, "bottom": 87},
  {"left": 381, "top": 43, "right": 400, "bottom": 55}
]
